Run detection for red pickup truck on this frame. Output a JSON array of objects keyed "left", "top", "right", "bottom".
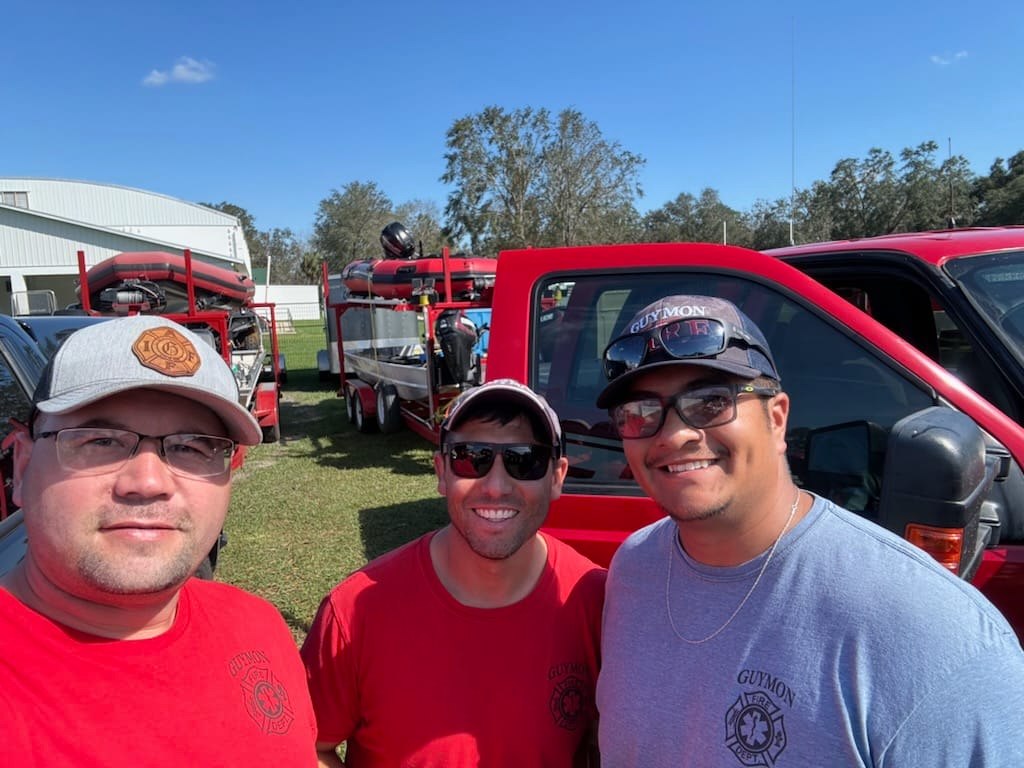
[{"left": 483, "top": 241, "right": 1024, "bottom": 640}]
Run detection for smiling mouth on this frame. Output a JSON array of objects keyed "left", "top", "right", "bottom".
[
  {"left": 663, "top": 459, "right": 716, "bottom": 474},
  {"left": 473, "top": 507, "right": 518, "bottom": 522}
]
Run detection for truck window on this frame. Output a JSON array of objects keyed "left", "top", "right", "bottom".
[
  {"left": 0, "top": 354, "right": 33, "bottom": 519},
  {"left": 532, "top": 272, "right": 934, "bottom": 517},
  {"left": 813, "top": 273, "right": 1021, "bottom": 421}
]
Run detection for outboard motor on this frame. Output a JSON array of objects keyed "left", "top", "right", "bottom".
[
  {"left": 380, "top": 222, "right": 417, "bottom": 259},
  {"left": 96, "top": 279, "right": 167, "bottom": 314},
  {"left": 435, "top": 309, "right": 478, "bottom": 388}
]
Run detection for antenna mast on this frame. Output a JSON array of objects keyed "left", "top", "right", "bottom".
[
  {"left": 789, "top": 17, "right": 796, "bottom": 246},
  {"left": 947, "top": 137, "right": 957, "bottom": 228}
]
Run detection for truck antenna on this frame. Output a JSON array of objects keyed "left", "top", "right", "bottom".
[
  {"left": 947, "top": 137, "right": 957, "bottom": 229},
  {"left": 789, "top": 16, "right": 797, "bottom": 246}
]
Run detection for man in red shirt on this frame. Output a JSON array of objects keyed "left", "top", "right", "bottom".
[
  {"left": 0, "top": 315, "right": 317, "bottom": 767},
  {"left": 303, "top": 379, "right": 606, "bottom": 767}
]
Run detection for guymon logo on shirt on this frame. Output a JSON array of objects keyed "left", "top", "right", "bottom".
[
  {"left": 229, "top": 650, "right": 296, "bottom": 736},
  {"left": 547, "top": 662, "right": 592, "bottom": 731},
  {"left": 723, "top": 669, "right": 794, "bottom": 766}
]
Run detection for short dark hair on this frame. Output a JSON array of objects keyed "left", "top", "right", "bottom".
[{"left": 444, "top": 400, "right": 551, "bottom": 448}]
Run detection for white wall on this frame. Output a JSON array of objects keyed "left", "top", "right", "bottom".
[{"left": 253, "top": 284, "right": 321, "bottom": 321}]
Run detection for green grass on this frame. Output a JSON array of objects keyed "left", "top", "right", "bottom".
[{"left": 218, "top": 322, "right": 448, "bottom": 642}]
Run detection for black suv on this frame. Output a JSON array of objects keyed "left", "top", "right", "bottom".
[{"left": 0, "top": 315, "right": 48, "bottom": 574}]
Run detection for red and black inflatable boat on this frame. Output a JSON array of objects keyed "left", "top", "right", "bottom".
[
  {"left": 83, "top": 252, "right": 256, "bottom": 313},
  {"left": 341, "top": 255, "right": 497, "bottom": 301}
]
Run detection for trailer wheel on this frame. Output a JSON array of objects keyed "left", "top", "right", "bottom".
[
  {"left": 345, "top": 388, "right": 357, "bottom": 424},
  {"left": 262, "top": 420, "right": 281, "bottom": 443},
  {"left": 354, "top": 394, "right": 377, "bottom": 434},
  {"left": 376, "top": 384, "right": 402, "bottom": 434}
]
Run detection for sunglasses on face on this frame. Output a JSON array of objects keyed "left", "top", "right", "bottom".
[
  {"left": 603, "top": 317, "right": 771, "bottom": 382},
  {"left": 610, "top": 383, "right": 779, "bottom": 439},
  {"left": 445, "top": 442, "right": 554, "bottom": 481}
]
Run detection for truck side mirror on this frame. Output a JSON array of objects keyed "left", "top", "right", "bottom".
[
  {"left": 804, "top": 420, "right": 887, "bottom": 518},
  {"left": 879, "top": 407, "right": 996, "bottom": 580}
]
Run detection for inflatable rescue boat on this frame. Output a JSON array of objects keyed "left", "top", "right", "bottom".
[
  {"left": 83, "top": 252, "right": 256, "bottom": 314},
  {"left": 341, "top": 254, "right": 497, "bottom": 301}
]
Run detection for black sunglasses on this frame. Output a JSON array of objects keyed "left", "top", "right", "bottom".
[
  {"left": 603, "top": 317, "right": 771, "bottom": 382},
  {"left": 445, "top": 442, "right": 554, "bottom": 481}
]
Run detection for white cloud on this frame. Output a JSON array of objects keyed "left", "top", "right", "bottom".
[
  {"left": 930, "top": 50, "right": 968, "bottom": 66},
  {"left": 142, "top": 57, "right": 215, "bottom": 87}
]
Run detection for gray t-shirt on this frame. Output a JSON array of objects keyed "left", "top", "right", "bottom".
[{"left": 597, "top": 494, "right": 1024, "bottom": 767}]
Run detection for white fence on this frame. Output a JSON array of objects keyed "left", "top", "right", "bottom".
[{"left": 251, "top": 284, "right": 321, "bottom": 326}]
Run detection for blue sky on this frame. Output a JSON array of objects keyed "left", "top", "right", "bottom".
[{"left": 4, "top": 0, "right": 1022, "bottom": 238}]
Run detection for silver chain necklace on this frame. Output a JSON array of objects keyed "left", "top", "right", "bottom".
[{"left": 666, "top": 491, "right": 801, "bottom": 645}]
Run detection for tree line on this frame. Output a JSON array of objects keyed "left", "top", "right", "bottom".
[{"left": 207, "top": 106, "right": 1024, "bottom": 284}]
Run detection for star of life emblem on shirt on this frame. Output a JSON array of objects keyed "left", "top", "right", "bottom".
[
  {"left": 724, "top": 690, "right": 787, "bottom": 766},
  {"left": 549, "top": 675, "right": 587, "bottom": 731},
  {"left": 239, "top": 665, "right": 295, "bottom": 735}
]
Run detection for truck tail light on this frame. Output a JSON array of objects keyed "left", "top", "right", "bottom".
[{"left": 904, "top": 524, "right": 964, "bottom": 573}]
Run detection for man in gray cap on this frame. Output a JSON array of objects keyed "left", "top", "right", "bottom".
[
  {"left": 0, "top": 315, "right": 317, "bottom": 765},
  {"left": 302, "top": 378, "right": 605, "bottom": 767},
  {"left": 595, "top": 295, "right": 1024, "bottom": 766}
]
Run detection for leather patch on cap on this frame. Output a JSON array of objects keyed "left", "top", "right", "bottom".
[{"left": 131, "top": 327, "right": 202, "bottom": 377}]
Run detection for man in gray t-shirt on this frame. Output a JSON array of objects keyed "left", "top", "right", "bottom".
[{"left": 595, "top": 294, "right": 1024, "bottom": 766}]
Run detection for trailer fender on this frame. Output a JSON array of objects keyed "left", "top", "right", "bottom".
[
  {"left": 254, "top": 383, "right": 281, "bottom": 443},
  {"left": 346, "top": 379, "right": 378, "bottom": 434}
]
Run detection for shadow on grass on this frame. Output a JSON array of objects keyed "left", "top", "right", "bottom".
[
  {"left": 279, "top": 367, "right": 338, "bottom": 394},
  {"left": 281, "top": 608, "right": 313, "bottom": 639},
  {"left": 279, "top": 387, "right": 437, "bottom": 477},
  {"left": 272, "top": 498, "right": 448, "bottom": 639},
  {"left": 358, "top": 497, "right": 449, "bottom": 561}
]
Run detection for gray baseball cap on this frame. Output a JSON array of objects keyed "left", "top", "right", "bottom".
[
  {"left": 439, "top": 378, "right": 564, "bottom": 456},
  {"left": 597, "top": 295, "right": 780, "bottom": 408},
  {"left": 32, "top": 315, "right": 262, "bottom": 445}
]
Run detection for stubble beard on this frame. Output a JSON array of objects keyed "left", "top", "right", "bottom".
[
  {"left": 81, "top": 507, "right": 203, "bottom": 594},
  {"left": 661, "top": 500, "right": 729, "bottom": 525},
  {"left": 456, "top": 522, "right": 533, "bottom": 562},
  {"left": 77, "top": 545, "right": 200, "bottom": 595}
]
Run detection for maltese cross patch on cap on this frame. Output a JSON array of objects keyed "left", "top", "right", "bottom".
[{"left": 131, "top": 326, "right": 202, "bottom": 377}]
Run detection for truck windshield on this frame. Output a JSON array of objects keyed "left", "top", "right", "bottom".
[{"left": 946, "top": 249, "right": 1024, "bottom": 370}]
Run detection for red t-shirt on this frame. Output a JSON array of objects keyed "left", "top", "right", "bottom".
[
  {"left": 0, "top": 579, "right": 317, "bottom": 767},
  {"left": 301, "top": 531, "right": 607, "bottom": 767}
]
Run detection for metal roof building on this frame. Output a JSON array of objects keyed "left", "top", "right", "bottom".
[{"left": 0, "top": 178, "right": 253, "bottom": 313}]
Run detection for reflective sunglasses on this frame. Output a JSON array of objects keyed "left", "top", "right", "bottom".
[
  {"left": 36, "top": 427, "right": 236, "bottom": 478},
  {"left": 603, "top": 317, "right": 771, "bottom": 382},
  {"left": 610, "top": 383, "right": 779, "bottom": 439},
  {"left": 445, "top": 442, "right": 553, "bottom": 481}
]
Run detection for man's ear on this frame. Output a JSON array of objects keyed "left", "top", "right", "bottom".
[
  {"left": 548, "top": 456, "right": 569, "bottom": 502},
  {"left": 768, "top": 391, "right": 790, "bottom": 456},
  {"left": 9, "top": 426, "right": 35, "bottom": 509},
  {"left": 434, "top": 452, "right": 447, "bottom": 497}
]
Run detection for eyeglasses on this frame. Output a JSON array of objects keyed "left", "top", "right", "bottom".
[
  {"left": 36, "top": 428, "right": 236, "bottom": 478},
  {"left": 445, "top": 442, "right": 553, "bottom": 481},
  {"left": 603, "top": 317, "right": 772, "bottom": 382},
  {"left": 609, "top": 383, "right": 779, "bottom": 439}
]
